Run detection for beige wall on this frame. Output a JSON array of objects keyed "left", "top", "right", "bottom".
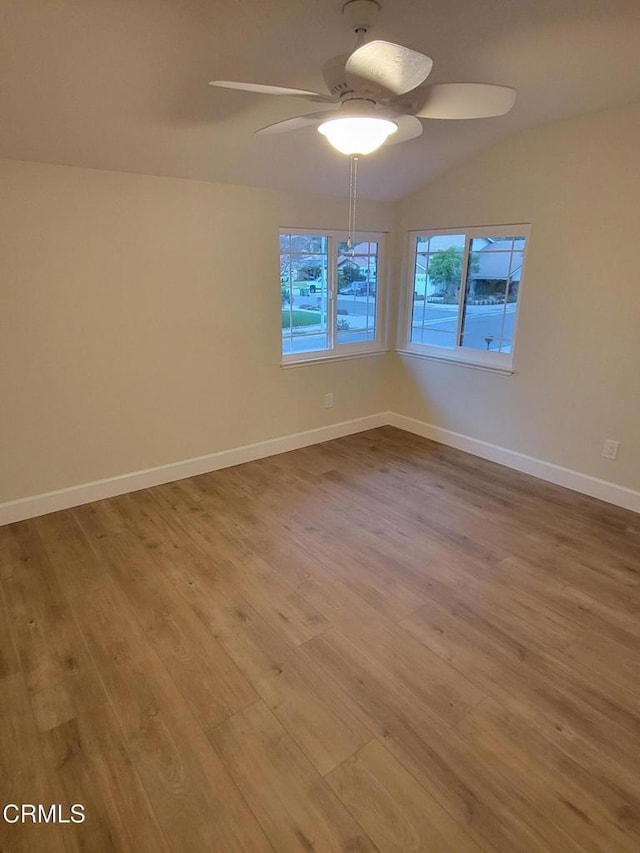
[
  {"left": 391, "top": 102, "right": 640, "bottom": 491},
  {"left": 0, "top": 160, "right": 393, "bottom": 503},
  {"left": 2, "top": 102, "right": 639, "bottom": 506}
]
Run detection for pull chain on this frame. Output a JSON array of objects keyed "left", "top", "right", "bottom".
[{"left": 346, "top": 155, "right": 359, "bottom": 254}]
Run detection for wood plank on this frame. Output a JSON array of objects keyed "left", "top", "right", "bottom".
[
  {"left": 297, "top": 574, "right": 486, "bottom": 728},
  {"left": 90, "top": 529, "right": 259, "bottom": 730},
  {"left": 457, "top": 697, "right": 640, "bottom": 852},
  {"left": 72, "top": 497, "right": 130, "bottom": 540},
  {"left": 0, "top": 582, "right": 20, "bottom": 678},
  {"left": 326, "top": 739, "right": 488, "bottom": 853},
  {"left": 40, "top": 705, "right": 171, "bottom": 852},
  {"left": 2, "top": 519, "right": 108, "bottom": 731},
  {"left": 301, "top": 630, "right": 585, "bottom": 853},
  {"left": 561, "top": 632, "right": 640, "bottom": 696},
  {"left": 146, "top": 538, "right": 372, "bottom": 775},
  {"left": 399, "top": 595, "right": 640, "bottom": 772},
  {"left": 1, "top": 426, "right": 638, "bottom": 852},
  {"left": 68, "top": 580, "right": 273, "bottom": 852},
  {"left": 0, "top": 673, "right": 67, "bottom": 853},
  {"left": 209, "top": 700, "right": 377, "bottom": 852},
  {"left": 143, "top": 487, "right": 332, "bottom": 645},
  {"left": 0, "top": 523, "right": 26, "bottom": 580}
]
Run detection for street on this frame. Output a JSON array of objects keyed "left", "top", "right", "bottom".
[
  {"left": 410, "top": 303, "right": 516, "bottom": 351},
  {"left": 282, "top": 299, "right": 516, "bottom": 355}
]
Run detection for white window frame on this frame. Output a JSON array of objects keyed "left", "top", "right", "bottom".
[
  {"left": 280, "top": 228, "right": 388, "bottom": 366},
  {"left": 397, "top": 223, "right": 531, "bottom": 374}
]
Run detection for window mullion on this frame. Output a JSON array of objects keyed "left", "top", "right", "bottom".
[
  {"left": 406, "top": 234, "right": 420, "bottom": 345},
  {"left": 455, "top": 235, "right": 471, "bottom": 347},
  {"left": 498, "top": 245, "right": 514, "bottom": 351},
  {"left": 327, "top": 235, "right": 337, "bottom": 351},
  {"left": 287, "top": 254, "right": 294, "bottom": 350}
]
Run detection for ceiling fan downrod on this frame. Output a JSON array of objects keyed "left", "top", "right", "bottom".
[{"left": 346, "top": 154, "right": 359, "bottom": 252}]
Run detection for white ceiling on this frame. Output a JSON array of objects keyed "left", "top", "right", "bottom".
[{"left": 1, "top": 0, "right": 639, "bottom": 201}]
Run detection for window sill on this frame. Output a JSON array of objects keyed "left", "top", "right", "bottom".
[
  {"left": 395, "top": 347, "right": 516, "bottom": 375},
  {"left": 281, "top": 348, "right": 388, "bottom": 368}
]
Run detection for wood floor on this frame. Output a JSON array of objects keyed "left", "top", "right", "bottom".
[{"left": 1, "top": 427, "right": 639, "bottom": 852}]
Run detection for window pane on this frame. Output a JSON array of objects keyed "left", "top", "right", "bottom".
[
  {"left": 289, "top": 253, "right": 325, "bottom": 284},
  {"left": 428, "top": 233, "right": 465, "bottom": 252},
  {"left": 510, "top": 251, "right": 525, "bottom": 280},
  {"left": 460, "top": 236, "right": 526, "bottom": 354},
  {"left": 410, "top": 234, "right": 465, "bottom": 349},
  {"left": 290, "top": 234, "right": 327, "bottom": 253},
  {"left": 337, "top": 241, "right": 378, "bottom": 344},
  {"left": 469, "top": 248, "right": 511, "bottom": 280},
  {"left": 281, "top": 235, "right": 329, "bottom": 355},
  {"left": 470, "top": 236, "right": 526, "bottom": 252},
  {"left": 337, "top": 240, "right": 373, "bottom": 256}
]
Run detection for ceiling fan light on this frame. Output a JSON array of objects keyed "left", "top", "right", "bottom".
[{"left": 318, "top": 116, "right": 397, "bottom": 155}]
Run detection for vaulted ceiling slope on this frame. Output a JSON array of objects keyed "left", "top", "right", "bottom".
[{"left": 1, "top": 0, "right": 639, "bottom": 201}]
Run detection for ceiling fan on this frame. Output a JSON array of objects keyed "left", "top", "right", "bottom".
[{"left": 209, "top": 0, "right": 516, "bottom": 156}]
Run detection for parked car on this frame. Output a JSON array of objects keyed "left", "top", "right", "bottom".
[
  {"left": 341, "top": 283, "right": 376, "bottom": 296},
  {"left": 355, "top": 283, "right": 375, "bottom": 296}
]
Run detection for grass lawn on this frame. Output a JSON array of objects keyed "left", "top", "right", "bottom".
[{"left": 281, "top": 309, "right": 322, "bottom": 329}]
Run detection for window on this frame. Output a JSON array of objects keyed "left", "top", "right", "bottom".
[
  {"left": 400, "top": 225, "right": 530, "bottom": 372},
  {"left": 280, "top": 229, "right": 386, "bottom": 364}
]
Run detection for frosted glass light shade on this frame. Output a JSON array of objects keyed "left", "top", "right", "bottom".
[{"left": 318, "top": 116, "right": 398, "bottom": 155}]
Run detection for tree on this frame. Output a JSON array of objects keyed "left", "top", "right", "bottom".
[
  {"left": 428, "top": 247, "right": 463, "bottom": 301},
  {"left": 297, "top": 264, "right": 322, "bottom": 281},
  {"left": 337, "top": 262, "right": 366, "bottom": 292},
  {"left": 428, "top": 248, "right": 479, "bottom": 302}
]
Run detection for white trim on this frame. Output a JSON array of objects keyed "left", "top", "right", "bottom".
[
  {"left": 281, "top": 349, "right": 388, "bottom": 368},
  {"left": 400, "top": 223, "right": 531, "bottom": 371},
  {"left": 387, "top": 413, "right": 640, "bottom": 514},
  {"left": 280, "top": 228, "right": 387, "bottom": 365},
  {"left": 395, "top": 347, "right": 516, "bottom": 375},
  {"left": 406, "top": 224, "right": 531, "bottom": 238},
  {"left": 282, "top": 341, "right": 386, "bottom": 367},
  {"left": 2, "top": 411, "right": 637, "bottom": 526},
  {"left": 0, "top": 413, "right": 388, "bottom": 526},
  {"left": 279, "top": 227, "right": 388, "bottom": 240}
]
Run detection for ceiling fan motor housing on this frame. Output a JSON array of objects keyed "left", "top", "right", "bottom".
[
  {"left": 322, "top": 53, "right": 356, "bottom": 98},
  {"left": 342, "top": 0, "right": 381, "bottom": 34}
]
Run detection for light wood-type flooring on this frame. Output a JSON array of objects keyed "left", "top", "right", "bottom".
[{"left": 1, "top": 426, "right": 639, "bottom": 852}]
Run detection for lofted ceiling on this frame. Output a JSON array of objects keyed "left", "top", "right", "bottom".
[{"left": 1, "top": 0, "right": 639, "bottom": 201}]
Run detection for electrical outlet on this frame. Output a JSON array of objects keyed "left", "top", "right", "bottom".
[
  {"left": 601, "top": 439, "right": 620, "bottom": 460},
  {"left": 324, "top": 393, "right": 334, "bottom": 408}
]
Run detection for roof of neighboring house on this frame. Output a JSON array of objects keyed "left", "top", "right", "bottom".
[
  {"left": 337, "top": 244, "right": 377, "bottom": 272},
  {"left": 472, "top": 242, "right": 524, "bottom": 282}
]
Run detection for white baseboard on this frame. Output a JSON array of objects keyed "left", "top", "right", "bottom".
[
  {"left": 0, "top": 413, "right": 388, "bottom": 526},
  {"left": 388, "top": 412, "right": 640, "bottom": 514},
  {"left": 2, "top": 410, "right": 637, "bottom": 526}
]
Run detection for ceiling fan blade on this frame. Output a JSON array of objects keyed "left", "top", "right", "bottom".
[
  {"left": 345, "top": 41, "right": 433, "bottom": 96},
  {"left": 413, "top": 83, "right": 516, "bottom": 119},
  {"left": 384, "top": 114, "right": 424, "bottom": 145},
  {"left": 209, "top": 80, "right": 333, "bottom": 102},
  {"left": 255, "top": 110, "right": 335, "bottom": 135}
]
